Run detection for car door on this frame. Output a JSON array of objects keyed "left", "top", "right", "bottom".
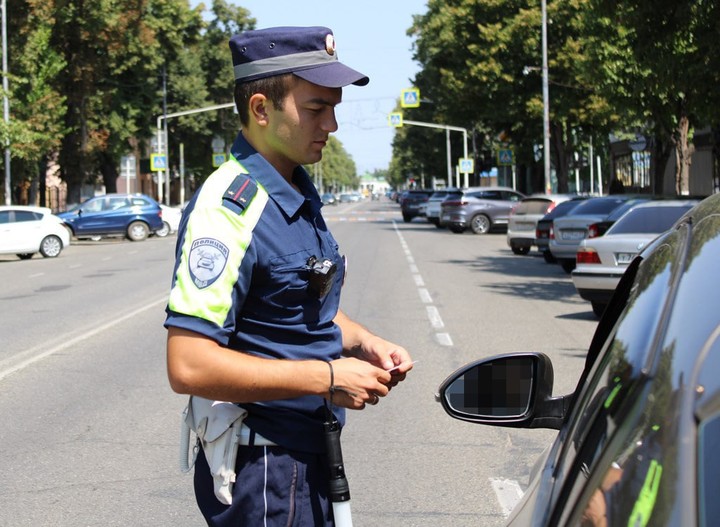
[
  {"left": 538, "top": 223, "right": 689, "bottom": 526},
  {"left": 0, "top": 210, "right": 43, "bottom": 252}
]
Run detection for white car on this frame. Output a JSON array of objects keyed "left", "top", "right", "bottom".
[
  {"left": 156, "top": 204, "right": 183, "bottom": 237},
  {"left": 571, "top": 199, "right": 698, "bottom": 316},
  {"left": 0, "top": 205, "right": 71, "bottom": 259}
]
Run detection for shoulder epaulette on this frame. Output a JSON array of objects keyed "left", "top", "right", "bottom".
[{"left": 222, "top": 174, "right": 258, "bottom": 214}]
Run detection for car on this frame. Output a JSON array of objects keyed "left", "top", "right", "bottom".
[
  {"left": 399, "top": 189, "right": 434, "bottom": 222},
  {"left": 571, "top": 199, "right": 699, "bottom": 316},
  {"left": 155, "top": 204, "right": 183, "bottom": 237},
  {"left": 506, "top": 194, "right": 576, "bottom": 255},
  {"left": 338, "top": 192, "right": 362, "bottom": 203},
  {"left": 0, "top": 205, "right": 71, "bottom": 259},
  {"left": 436, "top": 192, "right": 720, "bottom": 527},
  {"left": 321, "top": 193, "right": 337, "bottom": 206},
  {"left": 534, "top": 197, "right": 591, "bottom": 262},
  {"left": 548, "top": 195, "right": 645, "bottom": 273},
  {"left": 424, "top": 188, "right": 462, "bottom": 228},
  {"left": 440, "top": 186, "right": 525, "bottom": 234},
  {"left": 57, "top": 193, "right": 164, "bottom": 242}
]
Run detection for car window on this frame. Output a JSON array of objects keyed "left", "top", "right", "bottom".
[
  {"left": 607, "top": 206, "right": 693, "bottom": 235},
  {"left": 550, "top": 230, "right": 687, "bottom": 526},
  {"left": 501, "top": 191, "right": 523, "bottom": 201},
  {"left": 130, "top": 197, "right": 151, "bottom": 206},
  {"left": 571, "top": 198, "right": 630, "bottom": 216},
  {"left": 478, "top": 190, "right": 502, "bottom": 200},
  {"left": 82, "top": 198, "right": 104, "bottom": 212},
  {"left": 106, "top": 197, "right": 130, "bottom": 210},
  {"left": 0, "top": 211, "right": 9, "bottom": 224},
  {"left": 699, "top": 413, "right": 720, "bottom": 527},
  {"left": 517, "top": 199, "right": 552, "bottom": 215}
]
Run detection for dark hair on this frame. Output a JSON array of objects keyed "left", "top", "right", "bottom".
[{"left": 234, "top": 74, "right": 296, "bottom": 127}]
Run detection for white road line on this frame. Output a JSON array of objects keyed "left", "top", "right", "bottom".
[
  {"left": 435, "top": 333, "right": 453, "bottom": 346},
  {"left": 0, "top": 296, "right": 168, "bottom": 383},
  {"left": 29, "top": 273, "right": 44, "bottom": 278},
  {"left": 489, "top": 478, "right": 524, "bottom": 517},
  {"left": 393, "top": 220, "right": 454, "bottom": 347},
  {"left": 426, "top": 306, "right": 444, "bottom": 329}
]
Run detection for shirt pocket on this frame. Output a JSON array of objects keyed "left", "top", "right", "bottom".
[{"left": 268, "top": 250, "right": 314, "bottom": 308}]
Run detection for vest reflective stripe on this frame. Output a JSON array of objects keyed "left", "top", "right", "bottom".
[{"left": 168, "top": 159, "right": 269, "bottom": 328}]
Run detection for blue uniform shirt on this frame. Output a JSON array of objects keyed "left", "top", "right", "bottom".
[{"left": 165, "top": 133, "right": 345, "bottom": 453}]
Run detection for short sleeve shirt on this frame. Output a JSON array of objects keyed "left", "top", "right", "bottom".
[{"left": 165, "top": 133, "right": 345, "bottom": 453}]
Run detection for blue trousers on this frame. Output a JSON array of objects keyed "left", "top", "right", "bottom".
[{"left": 194, "top": 445, "right": 334, "bottom": 526}]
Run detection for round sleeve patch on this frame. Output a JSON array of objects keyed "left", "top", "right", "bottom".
[{"left": 189, "top": 237, "right": 230, "bottom": 289}]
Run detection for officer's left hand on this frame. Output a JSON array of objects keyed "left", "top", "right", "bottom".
[{"left": 353, "top": 335, "right": 413, "bottom": 387}]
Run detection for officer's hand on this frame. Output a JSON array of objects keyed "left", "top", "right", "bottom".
[
  {"left": 326, "top": 358, "right": 391, "bottom": 409},
  {"left": 348, "top": 334, "right": 414, "bottom": 388}
]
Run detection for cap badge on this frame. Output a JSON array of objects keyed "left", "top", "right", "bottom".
[{"left": 325, "top": 34, "right": 336, "bottom": 56}]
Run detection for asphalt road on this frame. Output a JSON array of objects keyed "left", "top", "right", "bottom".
[{"left": 0, "top": 198, "right": 598, "bottom": 526}]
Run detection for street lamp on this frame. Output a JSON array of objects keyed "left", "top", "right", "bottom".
[
  {"left": 2, "top": 0, "right": 10, "bottom": 205},
  {"left": 541, "top": 0, "right": 551, "bottom": 193}
]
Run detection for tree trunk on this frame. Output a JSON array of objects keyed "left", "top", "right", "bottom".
[
  {"left": 673, "top": 114, "right": 694, "bottom": 196},
  {"left": 651, "top": 132, "right": 673, "bottom": 196},
  {"left": 551, "top": 121, "right": 570, "bottom": 193},
  {"left": 100, "top": 152, "right": 118, "bottom": 194}
]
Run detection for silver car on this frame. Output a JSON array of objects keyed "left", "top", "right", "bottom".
[
  {"left": 506, "top": 194, "right": 575, "bottom": 255},
  {"left": 441, "top": 186, "right": 525, "bottom": 234},
  {"left": 425, "top": 188, "right": 462, "bottom": 228},
  {"left": 549, "top": 195, "right": 644, "bottom": 273},
  {"left": 571, "top": 199, "right": 699, "bottom": 316}
]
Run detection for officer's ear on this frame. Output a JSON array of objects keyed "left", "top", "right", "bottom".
[{"left": 249, "top": 94, "right": 270, "bottom": 127}]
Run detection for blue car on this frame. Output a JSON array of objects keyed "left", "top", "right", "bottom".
[{"left": 58, "top": 193, "right": 164, "bottom": 241}]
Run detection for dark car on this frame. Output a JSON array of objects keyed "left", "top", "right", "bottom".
[
  {"left": 436, "top": 192, "right": 720, "bottom": 526},
  {"left": 58, "top": 193, "right": 164, "bottom": 241},
  {"left": 535, "top": 197, "right": 590, "bottom": 262},
  {"left": 399, "top": 189, "right": 434, "bottom": 222},
  {"left": 441, "top": 186, "right": 525, "bottom": 234},
  {"left": 549, "top": 195, "right": 645, "bottom": 273}
]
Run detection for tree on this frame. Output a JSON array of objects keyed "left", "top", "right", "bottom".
[
  {"left": 2, "top": 0, "right": 67, "bottom": 204},
  {"left": 582, "top": 0, "right": 720, "bottom": 194}
]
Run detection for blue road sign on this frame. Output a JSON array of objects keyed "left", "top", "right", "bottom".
[
  {"left": 400, "top": 88, "right": 420, "bottom": 108},
  {"left": 150, "top": 154, "right": 167, "bottom": 171}
]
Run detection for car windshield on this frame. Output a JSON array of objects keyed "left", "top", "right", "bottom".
[
  {"left": 571, "top": 197, "right": 630, "bottom": 216},
  {"left": 607, "top": 205, "right": 694, "bottom": 235},
  {"left": 543, "top": 199, "right": 586, "bottom": 220},
  {"left": 516, "top": 199, "right": 552, "bottom": 215}
]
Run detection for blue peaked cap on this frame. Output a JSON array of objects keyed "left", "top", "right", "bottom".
[{"left": 229, "top": 26, "right": 369, "bottom": 88}]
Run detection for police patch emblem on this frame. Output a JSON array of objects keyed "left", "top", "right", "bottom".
[{"left": 188, "top": 238, "right": 229, "bottom": 289}]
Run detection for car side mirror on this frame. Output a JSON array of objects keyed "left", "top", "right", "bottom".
[{"left": 435, "top": 352, "right": 572, "bottom": 430}]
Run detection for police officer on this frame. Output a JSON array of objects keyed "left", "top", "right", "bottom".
[{"left": 165, "top": 26, "right": 414, "bottom": 526}]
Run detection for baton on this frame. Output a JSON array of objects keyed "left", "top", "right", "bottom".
[{"left": 324, "top": 414, "right": 353, "bottom": 527}]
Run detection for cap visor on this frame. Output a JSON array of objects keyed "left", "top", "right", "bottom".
[{"left": 294, "top": 62, "right": 369, "bottom": 88}]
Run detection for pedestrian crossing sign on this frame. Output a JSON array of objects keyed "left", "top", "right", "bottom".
[
  {"left": 212, "top": 153, "right": 227, "bottom": 167},
  {"left": 400, "top": 88, "right": 420, "bottom": 108},
  {"left": 388, "top": 112, "right": 403, "bottom": 128},
  {"left": 497, "top": 149, "right": 514, "bottom": 166},
  {"left": 150, "top": 153, "right": 167, "bottom": 171}
]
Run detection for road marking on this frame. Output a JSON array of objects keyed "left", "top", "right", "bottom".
[
  {"left": 426, "top": 306, "right": 444, "bottom": 328},
  {"left": 393, "top": 220, "right": 454, "bottom": 348},
  {"left": 0, "top": 296, "right": 168, "bottom": 383},
  {"left": 29, "top": 273, "right": 44, "bottom": 278},
  {"left": 489, "top": 478, "right": 524, "bottom": 517}
]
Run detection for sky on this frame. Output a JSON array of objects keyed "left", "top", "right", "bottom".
[{"left": 199, "top": 0, "right": 429, "bottom": 174}]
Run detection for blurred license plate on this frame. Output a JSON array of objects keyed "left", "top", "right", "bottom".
[
  {"left": 616, "top": 252, "right": 636, "bottom": 264},
  {"left": 561, "top": 230, "right": 585, "bottom": 240},
  {"left": 516, "top": 222, "right": 535, "bottom": 231}
]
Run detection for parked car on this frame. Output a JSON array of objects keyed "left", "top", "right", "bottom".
[
  {"left": 155, "top": 204, "right": 183, "bottom": 237},
  {"left": 425, "top": 188, "right": 462, "bottom": 227},
  {"left": 506, "top": 194, "right": 575, "bottom": 255},
  {"left": 339, "top": 192, "right": 362, "bottom": 203},
  {"left": 548, "top": 195, "right": 645, "bottom": 273},
  {"left": 321, "top": 193, "right": 337, "bottom": 206},
  {"left": 571, "top": 199, "right": 698, "bottom": 316},
  {"left": 57, "top": 193, "right": 164, "bottom": 242},
  {"left": 436, "top": 192, "right": 720, "bottom": 526},
  {"left": 535, "top": 197, "right": 590, "bottom": 262},
  {"left": 0, "top": 205, "right": 71, "bottom": 259},
  {"left": 399, "top": 189, "right": 434, "bottom": 222},
  {"left": 441, "top": 186, "right": 525, "bottom": 234}
]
